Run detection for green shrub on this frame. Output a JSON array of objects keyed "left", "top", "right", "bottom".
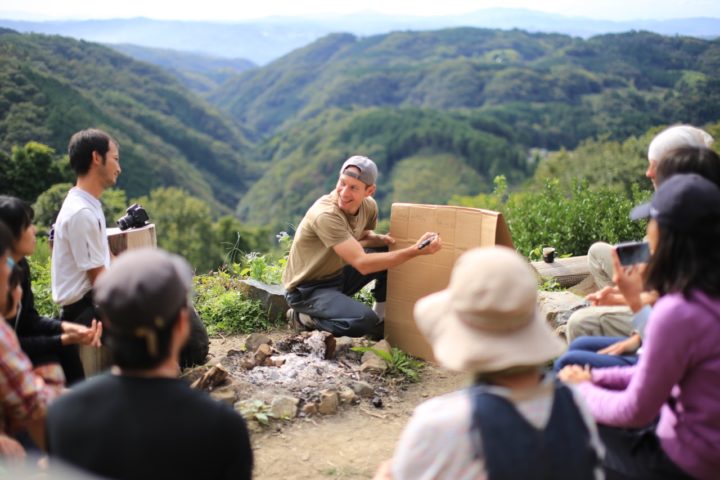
[
  {"left": 27, "top": 252, "right": 59, "bottom": 318},
  {"left": 453, "top": 175, "right": 650, "bottom": 260},
  {"left": 193, "top": 271, "right": 273, "bottom": 335}
]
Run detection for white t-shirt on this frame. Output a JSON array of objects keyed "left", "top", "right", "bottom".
[{"left": 51, "top": 187, "right": 110, "bottom": 306}]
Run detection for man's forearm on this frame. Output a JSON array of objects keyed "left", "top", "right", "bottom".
[{"left": 352, "top": 246, "right": 419, "bottom": 275}]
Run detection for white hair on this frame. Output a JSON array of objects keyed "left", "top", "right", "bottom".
[{"left": 648, "top": 125, "right": 714, "bottom": 164}]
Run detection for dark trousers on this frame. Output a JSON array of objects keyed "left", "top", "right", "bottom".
[
  {"left": 553, "top": 336, "right": 639, "bottom": 372},
  {"left": 598, "top": 424, "right": 694, "bottom": 480},
  {"left": 58, "top": 292, "right": 96, "bottom": 385},
  {"left": 285, "top": 263, "right": 387, "bottom": 339}
]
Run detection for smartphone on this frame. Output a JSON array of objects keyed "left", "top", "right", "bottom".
[{"left": 615, "top": 241, "right": 650, "bottom": 266}]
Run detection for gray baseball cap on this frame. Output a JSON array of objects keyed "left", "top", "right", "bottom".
[
  {"left": 340, "top": 156, "right": 378, "bottom": 186},
  {"left": 94, "top": 248, "right": 192, "bottom": 338}
]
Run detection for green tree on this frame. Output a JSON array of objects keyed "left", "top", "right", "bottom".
[
  {"left": 0, "top": 142, "right": 70, "bottom": 203},
  {"left": 33, "top": 183, "right": 128, "bottom": 232},
  {"left": 132, "top": 187, "right": 216, "bottom": 272}
]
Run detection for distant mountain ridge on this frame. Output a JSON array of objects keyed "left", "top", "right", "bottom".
[
  {"left": 0, "top": 29, "right": 257, "bottom": 211},
  {"left": 1, "top": 9, "right": 719, "bottom": 64},
  {"left": 210, "top": 28, "right": 720, "bottom": 140},
  {"left": 107, "top": 44, "right": 255, "bottom": 94}
]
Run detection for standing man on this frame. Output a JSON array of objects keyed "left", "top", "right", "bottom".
[
  {"left": 283, "top": 155, "right": 441, "bottom": 339},
  {"left": 46, "top": 248, "right": 253, "bottom": 479},
  {"left": 51, "top": 129, "right": 119, "bottom": 382},
  {"left": 52, "top": 128, "right": 120, "bottom": 327}
]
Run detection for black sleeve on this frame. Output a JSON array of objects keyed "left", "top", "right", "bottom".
[
  {"left": 220, "top": 411, "right": 254, "bottom": 480},
  {"left": 13, "top": 259, "right": 64, "bottom": 357}
]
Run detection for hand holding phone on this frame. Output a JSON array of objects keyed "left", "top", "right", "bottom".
[{"left": 615, "top": 241, "right": 650, "bottom": 266}]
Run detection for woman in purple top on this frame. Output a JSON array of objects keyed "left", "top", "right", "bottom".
[{"left": 560, "top": 173, "right": 720, "bottom": 480}]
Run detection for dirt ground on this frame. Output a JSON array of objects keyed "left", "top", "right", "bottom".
[{"left": 206, "top": 329, "right": 468, "bottom": 480}]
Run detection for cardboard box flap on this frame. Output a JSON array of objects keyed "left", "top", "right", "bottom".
[{"left": 385, "top": 203, "right": 513, "bottom": 361}]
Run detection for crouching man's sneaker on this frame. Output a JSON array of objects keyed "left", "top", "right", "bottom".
[{"left": 286, "top": 308, "right": 317, "bottom": 332}]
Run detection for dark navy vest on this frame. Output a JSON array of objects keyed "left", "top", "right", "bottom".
[{"left": 470, "top": 380, "right": 598, "bottom": 480}]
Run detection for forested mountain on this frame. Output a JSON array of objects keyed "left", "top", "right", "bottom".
[
  {"left": 212, "top": 29, "right": 720, "bottom": 147},
  {"left": 107, "top": 44, "right": 255, "bottom": 95},
  {"left": 236, "top": 107, "right": 529, "bottom": 227},
  {"left": 0, "top": 28, "right": 258, "bottom": 211}
]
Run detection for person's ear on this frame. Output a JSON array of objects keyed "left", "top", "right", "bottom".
[
  {"left": 366, "top": 184, "right": 376, "bottom": 197},
  {"left": 174, "top": 307, "right": 191, "bottom": 345}
]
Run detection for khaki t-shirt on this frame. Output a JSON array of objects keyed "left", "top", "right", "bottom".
[{"left": 283, "top": 191, "right": 378, "bottom": 291}]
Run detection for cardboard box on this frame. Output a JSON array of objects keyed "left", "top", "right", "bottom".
[{"left": 385, "top": 204, "right": 514, "bottom": 361}]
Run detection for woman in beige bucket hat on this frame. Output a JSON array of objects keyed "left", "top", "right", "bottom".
[{"left": 375, "top": 246, "right": 603, "bottom": 480}]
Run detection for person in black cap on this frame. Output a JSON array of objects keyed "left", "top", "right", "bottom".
[
  {"left": 283, "top": 155, "right": 441, "bottom": 339},
  {"left": 45, "top": 248, "right": 253, "bottom": 480},
  {"left": 561, "top": 173, "right": 720, "bottom": 480}
]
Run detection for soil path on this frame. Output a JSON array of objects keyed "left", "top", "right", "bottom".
[{"left": 207, "top": 331, "right": 468, "bottom": 480}]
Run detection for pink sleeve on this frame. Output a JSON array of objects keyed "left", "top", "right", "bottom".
[
  {"left": 590, "top": 365, "right": 636, "bottom": 389},
  {"left": 576, "top": 298, "right": 691, "bottom": 428}
]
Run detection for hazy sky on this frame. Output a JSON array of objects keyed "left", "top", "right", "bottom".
[{"left": 2, "top": 0, "right": 719, "bottom": 21}]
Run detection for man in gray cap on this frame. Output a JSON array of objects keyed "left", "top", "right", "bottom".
[
  {"left": 45, "top": 248, "right": 253, "bottom": 480},
  {"left": 283, "top": 155, "right": 441, "bottom": 339}
]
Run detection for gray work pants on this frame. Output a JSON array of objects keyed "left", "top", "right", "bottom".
[{"left": 285, "top": 264, "right": 386, "bottom": 339}]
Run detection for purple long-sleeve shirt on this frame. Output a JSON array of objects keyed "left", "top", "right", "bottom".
[{"left": 578, "top": 290, "right": 720, "bottom": 480}]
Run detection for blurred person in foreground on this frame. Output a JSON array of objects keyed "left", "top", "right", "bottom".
[
  {"left": 375, "top": 246, "right": 603, "bottom": 480},
  {"left": 46, "top": 248, "right": 253, "bottom": 480},
  {"left": 0, "top": 221, "right": 64, "bottom": 463},
  {"left": 0, "top": 195, "right": 101, "bottom": 385},
  {"left": 560, "top": 173, "right": 720, "bottom": 479}
]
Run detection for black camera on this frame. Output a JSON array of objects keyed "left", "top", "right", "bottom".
[{"left": 117, "top": 204, "right": 149, "bottom": 231}]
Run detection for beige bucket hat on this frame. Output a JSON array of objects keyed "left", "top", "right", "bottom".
[{"left": 414, "top": 246, "right": 565, "bottom": 373}]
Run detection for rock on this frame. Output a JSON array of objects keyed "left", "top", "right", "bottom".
[
  {"left": 245, "top": 333, "right": 272, "bottom": 353},
  {"left": 338, "top": 387, "right": 357, "bottom": 405},
  {"left": 360, "top": 356, "right": 388, "bottom": 374},
  {"left": 372, "top": 396, "right": 383, "bottom": 409},
  {"left": 270, "top": 396, "right": 299, "bottom": 419},
  {"left": 254, "top": 344, "right": 273, "bottom": 365},
  {"left": 333, "top": 336, "right": 356, "bottom": 359},
  {"left": 271, "top": 358, "right": 286, "bottom": 367},
  {"left": 190, "top": 364, "right": 229, "bottom": 391},
  {"left": 318, "top": 390, "right": 339, "bottom": 415},
  {"left": 537, "top": 291, "right": 588, "bottom": 329},
  {"left": 240, "top": 357, "right": 256, "bottom": 370},
  {"left": 210, "top": 387, "right": 237, "bottom": 405},
  {"left": 237, "top": 279, "right": 288, "bottom": 323},
  {"left": 349, "top": 381, "right": 374, "bottom": 398},
  {"left": 302, "top": 403, "right": 318, "bottom": 416},
  {"left": 361, "top": 339, "right": 391, "bottom": 364}
]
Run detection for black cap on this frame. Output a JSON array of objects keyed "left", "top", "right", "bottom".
[
  {"left": 630, "top": 173, "right": 720, "bottom": 230},
  {"left": 94, "top": 248, "right": 192, "bottom": 338}
]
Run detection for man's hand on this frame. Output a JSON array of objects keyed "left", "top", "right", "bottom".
[
  {"left": 611, "top": 249, "right": 645, "bottom": 312},
  {"left": 414, "top": 232, "right": 441, "bottom": 255},
  {"left": 586, "top": 286, "right": 627, "bottom": 306},
  {"left": 61, "top": 319, "right": 103, "bottom": 347},
  {"left": 597, "top": 333, "right": 641, "bottom": 355},
  {"left": 558, "top": 364, "right": 592, "bottom": 384},
  {"left": 0, "top": 434, "right": 26, "bottom": 465}
]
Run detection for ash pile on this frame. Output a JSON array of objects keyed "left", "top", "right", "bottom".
[{"left": 182, "top": 331, "right": 402, "bottom": 428}]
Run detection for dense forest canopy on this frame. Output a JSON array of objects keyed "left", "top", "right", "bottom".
[{"left": 1, "top": 27, "right": 719, "bottom": 257}]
